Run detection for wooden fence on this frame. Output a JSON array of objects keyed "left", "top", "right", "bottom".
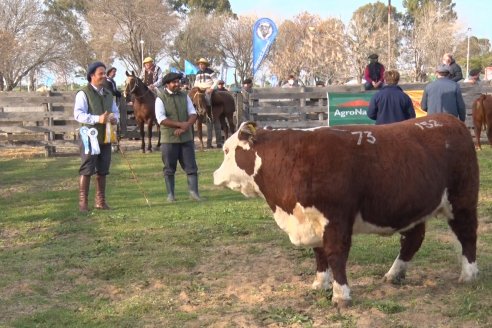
[
  {"left": 243, "top": 83, "right": 492, "bottom": 132},
  {"left": 0, "top": 83, "right": 490, "bottom": 156}
]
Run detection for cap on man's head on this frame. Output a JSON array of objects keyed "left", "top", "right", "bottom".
[
  {"left": 196, "top": 58, "right": 209, "bottom": 66},
  {"left": 368, "top": 54, "right": 379, "bottom": 60},
  {"left": 143, "top": 57, "right": 154, "bottom": 64},
  {"left": 87, "top": 61, "right": 106, "bottom": 82},
  {"left": 162, "top": 72, "right": 182, "bottom": 85},
  {"left": 218, "top": 80, "right": 225, "bottom": 85},
  {"left": 436, "top": 64, "right": 450, "bottom": 73},
  {"left": 469, "top": 68, "right": 481, "bottom": 77},
  {"left": 243, "top": 78, "right": 252, "bottom": 84}
]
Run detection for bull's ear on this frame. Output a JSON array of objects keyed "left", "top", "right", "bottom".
[{"left": 238, "top": 122, "right": 257, "bottom": 143}]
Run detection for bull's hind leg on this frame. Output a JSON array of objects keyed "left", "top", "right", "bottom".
[
  {"left": 447, "top": 208, "right": 478, "bottom": 282},
  {"left": 312, "top": 247, "right": 333, "bottom": 290},
  {"left": 384, "top": 223, "right": 426, "bottom": 284}
]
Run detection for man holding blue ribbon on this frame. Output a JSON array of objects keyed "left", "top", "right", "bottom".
[{"left": 74, "top": 61, "right": 120, "bottom": 213}]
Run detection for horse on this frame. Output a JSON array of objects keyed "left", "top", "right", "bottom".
[
  {"left": 472, "top": 94, "right": 492, "bottom": 149},
  {"left": 189, "top": 88, "right": 236, "bottom": 149},
  {"left": 123, "top": 71, "right": 161, "bottom": 153}
]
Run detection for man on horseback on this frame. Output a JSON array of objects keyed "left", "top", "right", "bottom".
[
  {"left": 140, "top": 57, "right": 163, "bottom": 94},
  {"left": 155, "top": 72, "right": 201, "bottom": 202},
  {"left": 193, "top": 58, "right": 218, "bottom": 107}
]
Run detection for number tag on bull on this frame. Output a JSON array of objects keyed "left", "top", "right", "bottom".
[
  {"left": 351, "top": 131, "right": 376, "bottom": 145},
  {"left": 414, "top": 120, "right": 443, "bottom": 130}
]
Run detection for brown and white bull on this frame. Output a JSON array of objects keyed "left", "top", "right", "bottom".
[{"left": 213, "top": 113, "right": 479, "bottom": 307}]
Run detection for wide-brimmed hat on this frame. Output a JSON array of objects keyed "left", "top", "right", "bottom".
[
  {"left": 243, "top": 78, "right": 253, "bottom": 84},
  {"left": 87, "top": 61, "right": 106, "bottom": 82},
  {"left": 143, "top": 57, "right": 154, "bottom": 64},
  {"left": 196, "top": 58, "right": 209, "bottom": 66},
  {"left": 368, "top": 53, "right": 379, "bottom": 60},
  {"left": 162, "top": 72, "right": 183, "bottom": 85}
]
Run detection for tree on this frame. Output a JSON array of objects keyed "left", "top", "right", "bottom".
[
  {"left": 217, "top": 15, "right": 255, "bottom": 84},
  {"left": 87, "top": 0, "right": 177, "bottom": 76},
  {"left": 0, "top": 0, "right": 71, "bottom": 90},
  {"left": 402, "top": 0, "right": 459, "bottom": 81},
  {"left": 169, "top": 11, "right": 223, "bottom": 72},
  {"left": 346, "top": 2, "right": 402, "bottom": 83}
]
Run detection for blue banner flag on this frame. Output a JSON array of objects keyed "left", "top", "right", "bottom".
[
  {"left": 252, "top": 18, "right": 278, "bottom": 76},
  {"left": 184, "top": 60, "right": 198, "bottom": 75},
  {"left": 170, "top": 66, "right": 184, "bottom": 74}
]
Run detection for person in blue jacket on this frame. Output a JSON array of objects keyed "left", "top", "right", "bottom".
[{"left": 367, "top": 70, "right": 416, "bottom": 125}]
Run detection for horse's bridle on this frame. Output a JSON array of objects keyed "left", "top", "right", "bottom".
[
  {"left": 126, "top": 77, "right": 153, "bottom": 99},
  {"left": 192, "top": 89, "right": 208, "bottom": 117}
]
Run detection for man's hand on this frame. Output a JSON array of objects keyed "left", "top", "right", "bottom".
[
  {"left": 174, "top": 128, "right": 185, "bottom": 137},
  {"left": 179, "top": 121, "right": 191, "bottom": 131},
  {"left": 98, "top": 111, "right": 109, "bottom": 124}
]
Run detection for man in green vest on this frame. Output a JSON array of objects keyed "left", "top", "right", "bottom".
[
  {"left": 155, "top": 72, "right": 201, "bottom": 202},
  {"left": 74, "top": 61, "right": 120, "bottom": 212}
]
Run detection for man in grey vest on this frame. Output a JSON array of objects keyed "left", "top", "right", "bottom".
[
  {"left": 155, "top": 72, "right": 201, "bottom": 202},
  {"left": 74, "top": 61, "right": 120, "bottom": 212}
]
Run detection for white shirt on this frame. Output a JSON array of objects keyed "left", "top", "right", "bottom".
[
  {"left": 155, "top": 89, "right": 197, "bottom": 124},
  {"left": 73, "top": 84, "right": 120, "bottom": 124}
]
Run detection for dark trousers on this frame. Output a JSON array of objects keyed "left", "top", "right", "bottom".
[
  {"left": 79, "top": 142, "right": 112, "bottom": 176},
  {"left": 161, "top": 141, "right": 198, "bottom": 176}
]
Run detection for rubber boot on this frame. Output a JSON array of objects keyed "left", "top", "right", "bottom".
[
  {"left": 95, "top": 174, "right": 110, "bottom": 209},
  {"left": 79, "top": 175, "right": 91, "bottom": 213},
  {"left": 164, "top": 175, "right": 176, "bottom": 202},
  {"left": 187, "top": 174, "right": 201, "bottom": 201}
]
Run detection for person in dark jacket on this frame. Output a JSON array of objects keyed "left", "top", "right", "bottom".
[
  {"left": 421, "top": 64, "right": 466, "bottom": 121},
  {"left": 364, "top": 53, "right": 385, "bottom": 90},
  {"left": 367, "top": 70, "right": 415, "bottom": 125},
  {"left": 443, "top": 53, "right": 463, "bottom": 82},
  {"left": 104, "top": 66, "right": 122, "bottom": 102}
]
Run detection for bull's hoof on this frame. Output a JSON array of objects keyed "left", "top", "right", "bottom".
[
  {"left": 383, "top": 272, "right": 406, "bottom": 285},
  {"left": 332, "top": 298, "right": 352, "bottom": 309}
]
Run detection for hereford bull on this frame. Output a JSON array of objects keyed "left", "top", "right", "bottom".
[
  {"left": 472, "top": 94, "right": 492, "bottom": 149},
  {"left": 213, "top": 113, "right": 479, "bottom": 307}
]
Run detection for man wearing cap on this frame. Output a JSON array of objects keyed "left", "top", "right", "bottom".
[
  {"left": 104, "top": 66, "right": 122, "bottom": 103},
  {"left": 217, "top": 80, "right": 228, "bottom": 91},
  {"left": 421, "top": 64, "right": 466, "bottom": 121},
  {"left": 194, "top": 57, "right": 218, "bottom": 106},
  {"left": 155, "top": 72, "right": 201, "bottom": 202},
  {"left": 74, "top": 61, "right": 120, "bottom": 212},
  {"left": 364, "top": 54, "right": 385, "bottom": 90},
  {"left": 140, "top": 57, "right": 163, "bottom": 92}
]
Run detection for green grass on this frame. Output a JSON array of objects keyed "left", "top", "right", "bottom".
[{"left": 1, "top": 148, "right": 492, "bottom": 327}]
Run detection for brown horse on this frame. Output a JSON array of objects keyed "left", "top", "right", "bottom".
[
  {"left": 123, "top": 71, "right": 161, "bottom": 153},
  {"left": 189, "top": 88, "right": 236, "bottom": 149},
  {"left": 472, "top": 94, "right": 492, "bottom": 149}
]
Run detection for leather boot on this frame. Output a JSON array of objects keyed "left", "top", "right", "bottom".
[
  {"left": 79, "top": 175, "right": 91, "bottom": 213},
  {"left": 164, "top": 175, "right": 176, "bottom": 202},
  {"left": 95, "top": 174, "right": 110, "bottom": 210},
  {"left": 187, "top": 174, "right": 201, "bottom": 201}
]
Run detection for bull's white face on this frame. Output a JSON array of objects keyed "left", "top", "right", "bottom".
[{"left": 213, "top": 127, "right": 263, "bottom": 198}]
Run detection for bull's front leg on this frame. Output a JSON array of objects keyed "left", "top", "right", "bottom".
[
  {"left": 312, "top": 247, "right": 333, "bottom": 290},
  {"left": 324, "top": 226, "right": 352, "bottom": 308}
]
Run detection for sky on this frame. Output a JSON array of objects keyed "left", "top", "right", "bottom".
[{"left": 228, "top": 0, "right": 491, "bottom": 41}]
